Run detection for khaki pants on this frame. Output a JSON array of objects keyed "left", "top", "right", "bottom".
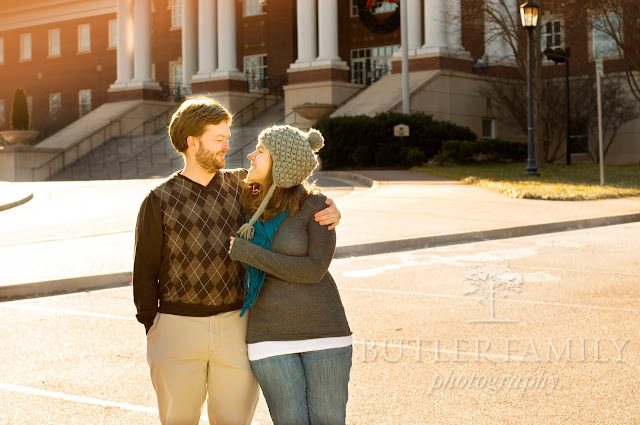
[{"left": 146, "top": 311, "right": 259, "bottom": 425}]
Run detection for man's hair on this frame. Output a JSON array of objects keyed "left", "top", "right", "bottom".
[{"left": 168, "top": 96, "right": 233, "bottom": 153}]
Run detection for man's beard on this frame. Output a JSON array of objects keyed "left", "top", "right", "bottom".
[{"left": 195, "top": 145, "right": 225, "bottom": 173}]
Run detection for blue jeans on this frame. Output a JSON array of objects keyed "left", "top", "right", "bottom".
[{"left": 250, "top": 345, "right": 352, "bottom": 425}]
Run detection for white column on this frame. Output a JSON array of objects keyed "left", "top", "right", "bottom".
[
  {"left": 421, "top": 0, "right": 447, "bottom": 53},
  {"left": 216, "top": 0, "right": 239, "bottom": 73},
  {"left": 484, "top": 0, "right": 516, "bottom": 64},
  {"left": 445, "top": 0, "right": 464, "bottom": 52},
  {"left": 196, "top": 0, "right": 217, "bottom": 76},
  {"left": 294, "top": 0, "right": 317, "bottom": 65},
  {"left": 182, "top": 0, "right": 198, "bottom": 86},
  {"left": 408, "top": 0, "right": 421, "bottom": 52},
  {"left": 315, "top": 0, "right": 343, "bottom": 64},
  {"left": 419, "top": 0, "right": 469, "bottom": 56},
  {"left": 132, "top": 0, "right": 155, "bottom": 83},
  {"left": 114, "top": 0, "right": 133, "bottom": 84}
]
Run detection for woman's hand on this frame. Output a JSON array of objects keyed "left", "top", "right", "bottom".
[{"left": 229, "top": 236, "right": 235, "bottom": 254}]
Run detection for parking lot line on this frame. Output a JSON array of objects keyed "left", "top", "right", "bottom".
[
  {"left": 341, "top": 287, "right": 639, "bottom": 313},
  {"left": 0, "top": 382, "right": 157, "bottom": 414}
]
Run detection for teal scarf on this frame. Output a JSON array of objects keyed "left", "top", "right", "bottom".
[{"left": 239, "top": 209, "right": 289, "bottom": 317}]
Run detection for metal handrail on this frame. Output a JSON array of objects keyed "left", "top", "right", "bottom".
[
  {"left": 31, "top": 120, "right": 122, "bottom": 181},
  {"left": 224, "top": 84, "right": 367, "bottom": 169},
  {"left": 31, "top": 104, "right": 177, "bottom": 181},
  {"left": 118, "top": 132, "right": 173, "bottom": 179},
  {"left": 233, "top": 74, "right": 287, "bottom": 130},
  {"left": 80, "top": 105, "right": 177, "bottom": 180},
  {"left": 225, "top": 109, "right": 303, "bottom": 168},
  {"left": 159, "top": 82, "right": 192, "bottom": 103}
]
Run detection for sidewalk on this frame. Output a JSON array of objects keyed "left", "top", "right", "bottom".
[{"left": 1, "top": 170, "right": 639, "bottom": 300}]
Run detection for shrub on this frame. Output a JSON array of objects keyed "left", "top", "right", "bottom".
[
  {"left": 10, "top": 88, "right": 30, "bottom": 131},
  {"left": 433, "top": 139, "right": 528, "bottom": 164},
  {"left": 314, "top": 112, "right": 476, "bottom": 169},
  {"left": 406, "top": 147, "right": 426, "bottom": 166}
]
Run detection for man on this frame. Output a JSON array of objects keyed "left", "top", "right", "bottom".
[{"left": 133, "top": 97, "right": 341, "bottom": 425}]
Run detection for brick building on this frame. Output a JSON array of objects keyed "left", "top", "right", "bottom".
[{"left": 0, "top": 0, "right": 639, "bottom": 177}]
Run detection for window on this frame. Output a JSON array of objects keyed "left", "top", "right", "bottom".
[
  {"left": 593, "top": 13, "right": 621, "bottom": 59},
  {"left": 27, "top": 96, "right": 33, "bottom": 119},
  {"left": 0, "top": 37, "right": 4, "bottom": 64},
  {"left": 244, "top": 0, "right": 265, "bottom": 17},
  {"left": 482, "top": 119, "right": 496, "bottom": 139},
  {"left": 78, "top": 89, "right": 91, "bottom": 117},
  {"left": 350, "top": 0, "right": 397, "bottom": 17},
  {"left": 350, "top": 45, "right": 398, "bottom": 85},
  {"left": 20, "top": 33, "right": 32, "bottom": 61},
  {"left": 541, "top": 20, "right": 562, "bottom": 52},
  {"left": 244, "top": 54, "right": 268, "bottom": 91},
  {"left": 108, "top": 19, "right": 117, "bottom": 48},
  {"left": 49, "top": 29, "right": 61, "bottom": 57},
  {"left": 171, "top": 63, "right": 183, "bottom": 87},
  {"left": 50, "top": 93, "right": 61, "bottom": 121},
  {"left": 172, "top": 0, "right": 183, "bottom": 28},
  {"left": 78, "top": 24, "right": 91, "bottom": 53},
  {"left": 0, "top": 100, "right": 5, "bottom": 128}
]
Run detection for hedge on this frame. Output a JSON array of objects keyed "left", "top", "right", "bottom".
[
  {"left": 433, "top": 139, "right": 528, "bottom": 164},
  {"left": 314, "top": 112, "right": 476, "bottom": 169}
]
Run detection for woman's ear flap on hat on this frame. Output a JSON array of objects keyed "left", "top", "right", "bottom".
[{"left": 307, "top": 129, "right": 324, "bottom": 152}]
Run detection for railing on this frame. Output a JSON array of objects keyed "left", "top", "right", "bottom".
[
  {"left": 82, "top": 105, "right": 177, "bottom": 180},
  {"left": 234, "top": 74, "right": 287, "bottom": 131},
  {"left": 225, "top": 109, "right": 303, "bottom": 169},
  {"left": 225, "top": 83, "right": 367, "bottom": 170},
  {"left": 31, "top": 120, "right": 122, "bottom": 181},
  {"left": 34, "top": 105, "right": 177, "bottom": 181},
  {"left": 351, "top": 63, "right": 392, "bottom": 86},
  {"left": 118, "top": 132, "right": 180, "bottom": 179},
  {"left": 160, "top": 82, "right": 192, "bottom": 103}
]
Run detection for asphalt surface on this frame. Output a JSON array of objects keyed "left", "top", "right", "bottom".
[
  {"left": 0, "top": 222, "right": 638, "bottom": 424},
  {"left": 1, "top": 169, "right": 639, "bottom": 424}
]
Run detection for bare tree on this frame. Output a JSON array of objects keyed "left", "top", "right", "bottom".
[
  {"left": 473, "top": 0, "right": 639, "bottom": 163},
  {"left": 589, "top": 0, "right": 640, "bottom": 103}
]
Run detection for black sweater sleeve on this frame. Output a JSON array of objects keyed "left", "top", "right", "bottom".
[{"left": 132, "top": 191, "right": 163, "bottom": 332}]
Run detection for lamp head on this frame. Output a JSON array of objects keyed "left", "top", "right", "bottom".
[{"left": 520, "top": 1, "right": 540, "bottom": 29}]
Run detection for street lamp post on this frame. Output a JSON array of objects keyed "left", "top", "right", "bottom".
[
  {"left": 544, "top": 46, "right": 571, "bottom": 165},
  {"left": 520, "top": 1, "right": 540, "bottom": 176}
]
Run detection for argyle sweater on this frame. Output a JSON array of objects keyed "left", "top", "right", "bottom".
[{"left": 133, "top": 169, "right": 247, "bottom": 331}]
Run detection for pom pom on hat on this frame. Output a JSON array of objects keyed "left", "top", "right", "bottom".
[{"left": 307, "top": 128, "right": 324, "bottom": 152}]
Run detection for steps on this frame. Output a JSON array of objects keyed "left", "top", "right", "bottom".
[{"left": 50, "top": 99, "right": 285, "bottom": 180}]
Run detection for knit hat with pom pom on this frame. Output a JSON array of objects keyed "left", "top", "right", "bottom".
[{"left": 236, "top": 125, "right": 324, "bottom": 240}]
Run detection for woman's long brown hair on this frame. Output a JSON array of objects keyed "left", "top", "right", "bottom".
[{"left": 240, "top": 160, "right": 320, "bottom": 221}]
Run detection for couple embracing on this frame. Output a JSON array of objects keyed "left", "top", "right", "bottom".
[{"left": 133, "top": 96, "right": 352, "bottom": 425}]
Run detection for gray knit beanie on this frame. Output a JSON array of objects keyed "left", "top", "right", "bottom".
[{"left": 236, "top": 124, "right": 324, "bottom": 240}]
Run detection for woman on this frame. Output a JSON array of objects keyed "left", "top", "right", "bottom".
[{"left": 229, "top": 125, "right": 352, "bottom": 425}]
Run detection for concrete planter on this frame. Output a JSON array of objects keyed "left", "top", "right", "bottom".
[
  {"left": 292, "top": 103, "right": 337, "bottom": 120},
  {"left": 0, "top": 130, "right": 40, "bottom": 145}
]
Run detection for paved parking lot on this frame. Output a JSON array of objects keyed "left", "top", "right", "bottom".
[{"left": 1, "top": 222, "right": 638, "bottom": 424}]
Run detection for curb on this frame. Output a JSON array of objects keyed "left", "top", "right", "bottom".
[
  {"left": 334, "top": 212, "right": 640, "bottom": 258},
  {"left": 315, "top": 171, "right": 375, "bottom": 188},
  {"left": 0, "top": 192, "right": 34, "bottom": 212},
  {"left": 0, "top": 272, "right": 131, "bottom": 301},
  {"left": 2, "top": 214, "right": 639, "bottom": 302}
]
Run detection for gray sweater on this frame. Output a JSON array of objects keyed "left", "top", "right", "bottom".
[{"left": 230, "top": 190, "right": 351, "bottom": 344}]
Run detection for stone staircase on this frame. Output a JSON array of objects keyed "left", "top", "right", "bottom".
[
  {"left": 50, "top": 99, "right": 285, "bottom": 180},
  {"left": 49, "top": 131, "right": 181, "bottom": 180}
]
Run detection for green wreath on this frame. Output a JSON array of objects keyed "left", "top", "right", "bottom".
[{"left": 357, "top": 0, "right": 400, "bottom": 34}]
